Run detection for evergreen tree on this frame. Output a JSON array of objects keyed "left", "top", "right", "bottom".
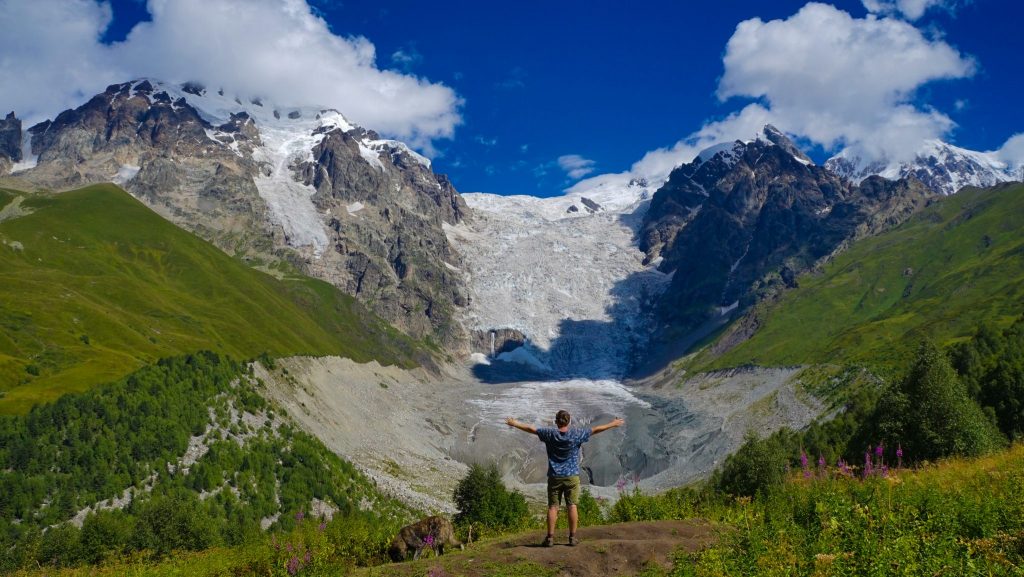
[
  {"left": 453, "top": 463, "right": 529, "bottom": 533},
  {"left": 861, "top": 341, "right": 1004, "bottom": 462}
]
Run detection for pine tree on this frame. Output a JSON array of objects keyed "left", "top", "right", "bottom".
[{"left": 865, "top": 341, "right": 1004, "bottom": 462}]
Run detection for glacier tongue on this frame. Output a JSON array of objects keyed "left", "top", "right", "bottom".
[{"left": 450, "top": 187, "right": 669, "bottom": 377}]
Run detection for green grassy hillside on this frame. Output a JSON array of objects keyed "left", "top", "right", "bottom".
[
  {"left": 0, "top": 184, "right": 422, "bottom": 413},
  {"left": 703, "top": 182, "right": 1024, "bottom": 372},
  {"left": 1, "top": 353, "right": 415, "bottom": 574}
]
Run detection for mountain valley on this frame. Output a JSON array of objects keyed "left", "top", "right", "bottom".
[{"left": 2, "top": 78, "right": 1024, "bottom": 576}]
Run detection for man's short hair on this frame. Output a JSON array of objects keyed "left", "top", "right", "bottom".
[{"left": 555, "top": 410, "right": 571, "bottom": 428}]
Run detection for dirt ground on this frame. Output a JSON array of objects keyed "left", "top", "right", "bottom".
[{"left": 358, "top": 520, "right": 716, "bottom": 577}]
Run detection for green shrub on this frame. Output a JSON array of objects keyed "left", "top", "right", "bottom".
[
  {"left": 714, "top": 431, "right": 787, "bottom": 497},
  {"left": 576, "top": 488, "right": 605, "bottom": 526},
  {"left": 79, "top": 510, "right": 133, "bottom": 564},
  {"left": 453, "top": 463, "right": 529, "bottom": 534},
  {"left": 37, "top": 523, "right": 83, "bottom": 567},
  {"left": 609, "top": 488, "right": 669, "bottom": 522},
  {"left": 130, "top": 492, "right": 219, "bottom": 556}
]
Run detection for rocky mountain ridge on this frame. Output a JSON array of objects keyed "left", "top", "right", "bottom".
[
  {"left": 2, "top": 79, "right": 469, "bottom": 349},
  {"left": 825, "top": 139, "right": 1018, "bottom": 196},
  {"left": 639, "top": 125, "right": 936, "bottom": 346}
]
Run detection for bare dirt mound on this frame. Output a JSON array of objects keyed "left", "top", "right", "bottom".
[{"left": 364, "top": 520, "right": 716, "bottom": 577}]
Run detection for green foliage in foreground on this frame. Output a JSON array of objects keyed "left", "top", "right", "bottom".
[
  {"left": 0, "top": 353, "right": 410, "bottom": 573},
  {"left": 704, "top": 182, "right": 1024, "bottom": 372},
  {"left": 0, "top": 184, "right": 423, "bottom": 413},
  {"left": 452, "top": 464, "right": 530, "bottom": 536},
  {"left": 673, "top": 446, "right": 1024, "bottom": 576}
]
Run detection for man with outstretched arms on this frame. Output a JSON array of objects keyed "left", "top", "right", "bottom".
[{"left": 505, "top": 410, "right": 625, "bottom": 546}]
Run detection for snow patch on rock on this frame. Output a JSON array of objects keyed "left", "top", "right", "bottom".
[{"left": 112, "top": 164, "right": 140, "bottom": 185}]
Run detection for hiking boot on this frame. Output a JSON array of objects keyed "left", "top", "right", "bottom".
[
  {"left": 568, "top": 534, "right": 579, "bottom": 547},
  {"left": 542, "top": 534, "right": 554, "bottom": 547}
]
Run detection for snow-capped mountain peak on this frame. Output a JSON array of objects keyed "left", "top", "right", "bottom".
[
  {"left": 695, "top": 125, "right": 814, "bottom": 169},
  {"left": 825, "top": 139, "right": 1015, "bottom": 195}
]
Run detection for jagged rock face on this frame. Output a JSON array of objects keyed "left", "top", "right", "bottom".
[
  {"left": 0, "top": 112, "right": 22, "bottom": 174},
  {"left": 641, "top": 126, "right": 935, "bottom": 331},
  {"left": 302, "top": 126, "right": 469, "bottom": 348},
  {"left": 13, "top": 80, "right": 470, "bottom": 349}
]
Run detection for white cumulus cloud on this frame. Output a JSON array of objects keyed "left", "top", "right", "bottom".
[
  {"left": 995, "top": 133, "right": 1024, "bottom": 173},
  {"left": 0, "top": 0, "right": 461, "bottom": 149},
  {"left": 718, "top": 2, "right": 974, "bottom": 162},
  {"left": 558, "top": 154, "right": 597, "bottom": 180},
  {"left": 572, "top": 2, "right": 975, "bottom": 194},
  {"left": 0, "top": 0, "right": 124, "bottom": 122},
  {"left": 862, "top": 0, "right": 956, "bottom": 20}
]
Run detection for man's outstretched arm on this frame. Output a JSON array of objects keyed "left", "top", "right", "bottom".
[
  {"left": 591, "top": 417, "right": 625, "bottom": 436},
  {"left": 505, "top": 417, "right": 538, "bottom": 434}
]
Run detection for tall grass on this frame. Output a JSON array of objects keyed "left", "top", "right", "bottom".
[{"left": 612, "top": 445, "right": 1024, "bottom": 576}]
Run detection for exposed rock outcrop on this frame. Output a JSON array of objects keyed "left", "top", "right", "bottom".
[
  {"left": 640, "top": 125, "right": 936, "bottom": 334},
  {"left": 0, "top": 112, "right": 22, "bottom": 174}
]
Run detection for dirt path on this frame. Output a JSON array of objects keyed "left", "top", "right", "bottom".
[{"left": 359, "top": 520, "right": 716, "bottom": 577}]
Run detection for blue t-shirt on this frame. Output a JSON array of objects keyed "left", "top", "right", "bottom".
[{"left": 536, "top": 427, "right": 592, "bottom": 477}]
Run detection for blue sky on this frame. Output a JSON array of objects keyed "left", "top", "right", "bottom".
[
  {"left": 309, "top": 0, "right": 1024, "bottom": 195},
  {"left": 6, "top": 0, "right": 1024, "bottom": 196}
]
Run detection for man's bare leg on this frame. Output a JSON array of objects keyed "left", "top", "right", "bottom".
[
  {"left": 568, "top": 504, "right": 578, "bottom": 536},
  {"left": 547, "top": 505, "right": 558, "bottom": 537}
]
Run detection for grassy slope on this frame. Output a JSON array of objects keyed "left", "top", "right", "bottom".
[
  {"left": 703, "top": 182, "right": 1024, "bottom": 373},
  {"left": 0, "top": 184, "right": 421, "bottom": 413}
]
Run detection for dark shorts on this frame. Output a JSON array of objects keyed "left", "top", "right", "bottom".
[{"left": 547, "top": 475, "right": 581, "bottom": 507}]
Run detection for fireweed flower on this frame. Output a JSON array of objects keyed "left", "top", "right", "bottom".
[
  {"left": 864, "top": 451, "right": 873, "bottom": 478},
  {"left": 318, "top": 521, "right": 327, "bottom": 532},
  {"left": 287, "top": 556, "right": 300, "bottom": 576},
  {"left": 615, "top": 477, "right": 627, "bottom": 492},
  {"left": 424, "top": 534, "right": 436, "bottom": 546},
  {"left": 295, "top": 510, "right": 305, "bottom": 521},
  {"left": 896, "top": 445, "right": 904, "bottom": 469},
  {"left": 875, "top": 443, "right": 884, "bottom": 459}
]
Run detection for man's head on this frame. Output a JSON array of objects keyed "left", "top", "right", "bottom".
[{"left": 555, "top": 410, "right": 571, "bottom": 428}]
